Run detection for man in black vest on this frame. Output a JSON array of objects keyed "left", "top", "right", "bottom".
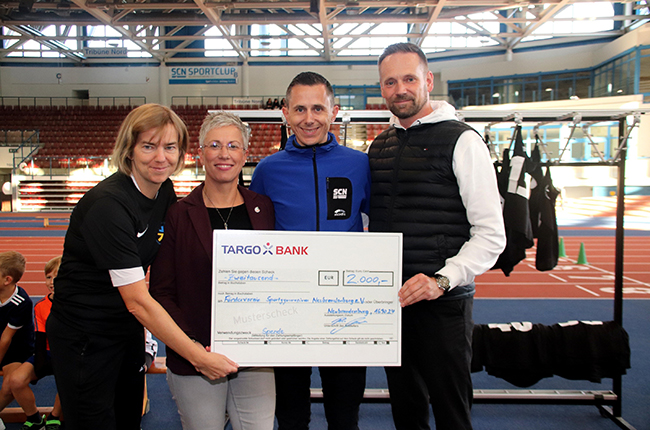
[{"left": 367, "top": 43, "right": 506, "bottom": 430}]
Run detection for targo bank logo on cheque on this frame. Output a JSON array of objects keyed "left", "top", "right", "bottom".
[{"left": 220, "top": 242, "right": 308, "bottom": 256}]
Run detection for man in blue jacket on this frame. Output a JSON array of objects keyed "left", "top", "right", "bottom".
[{"left": 250, "top": 71, "right": 371, "bottom": 430}]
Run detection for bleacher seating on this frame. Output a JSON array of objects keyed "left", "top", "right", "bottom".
[
  {"left": 366, "top": 123, "right": 390, "bottom": 140},
  {"left": 0, "top": 104, "right": 128, "bottom": 169},
  {"left": 0, "top": 103, "right": 277, "bottom": 170},
  {"left": 171, "top": 106, "right": 286, "bottom": 163},
  {"left": 0, "top": 103, "right": 356, "bottom": 171},
  {"left": 3, "top": 104, "right": 386, "bottom": 212},
  {"left": 246, "top": 123, "right": 282, "bottom": 163}
]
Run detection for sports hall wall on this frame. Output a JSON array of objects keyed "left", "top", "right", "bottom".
[
  {"left": 0, "top": 24, "right": 648, "bottom": 105},
  {"left": 436, "top": 24, "right": 650, "bottom": 86}
]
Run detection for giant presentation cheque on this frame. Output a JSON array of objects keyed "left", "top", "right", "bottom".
[{"left": 211, "top": 230, "right": 402, "bottom": 366}]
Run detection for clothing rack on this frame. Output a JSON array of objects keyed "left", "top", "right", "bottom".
[
  {"left": 455, "top": 110, "right": 639, "bottom": 430},
  {"left": 238, "top": 108, "right": 646, "bottom": 429}
]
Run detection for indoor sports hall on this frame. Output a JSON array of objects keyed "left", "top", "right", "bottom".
[
  {"left": 1, "top": 1, "right": 649, "bottom": 429},
  {"left": 1, "top": 203, "right": 649, "bottom": 430}
]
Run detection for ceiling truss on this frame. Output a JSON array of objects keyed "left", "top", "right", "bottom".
[{"left": 0, "top": 0, "right": 647, "bottom": 63}]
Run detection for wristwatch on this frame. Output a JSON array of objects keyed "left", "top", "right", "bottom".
[{"left": 433, "top": 274, "right": 450, "bottom": 293}]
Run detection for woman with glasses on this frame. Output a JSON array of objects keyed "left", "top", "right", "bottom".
[
  {"left": 47, "top": 104, "right": 238, "bottom": 430},
  {"left": 150, "top": 111, "right": 275, "bottom": 430}
]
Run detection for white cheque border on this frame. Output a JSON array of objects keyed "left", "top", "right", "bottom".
[{"left": 210, "top": 230, "right": 402, "bottom": 366}]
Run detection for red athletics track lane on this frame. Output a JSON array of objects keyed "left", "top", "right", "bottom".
[
  {"left": 2, "top": 235, "right": 650, "bottom": 300},
  {"left": 0, "top": 237, "right": 64, "bottom": 297},
  {"left": 476, "top": 236, "right": 650, "bottom": 299}
]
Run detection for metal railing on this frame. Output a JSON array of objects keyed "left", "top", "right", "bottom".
[
  {"left": 171, "top": 95, "right": 269, "bottom": 109},
  {"left": 1, "top": 130, "right": 41, "bottom": 171},
  {"left": 17, "top": 155, "right": 208, "bottom": 179},
  {"left": 1, "top": 129, "right": 39, "bottom": 145},
  {"left": 0, "top": 96, "right": 146, "bottom": 108}
]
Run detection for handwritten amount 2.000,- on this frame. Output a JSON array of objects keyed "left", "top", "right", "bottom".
[{"left": 344, "top": 272, "right": 393, "bottom": 286}]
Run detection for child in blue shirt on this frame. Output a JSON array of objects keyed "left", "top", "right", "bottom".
[{"left": 0, "top": 251, "right": 36, "bottom": 424}]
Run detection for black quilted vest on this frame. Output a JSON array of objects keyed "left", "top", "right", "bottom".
[{"left": 368, "top": 120, "right": 477, "bottom": 299}]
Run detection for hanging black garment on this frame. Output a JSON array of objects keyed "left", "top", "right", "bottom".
[
  {"left": 280, "top": 124, "right": 288, "bottom": 150},
  {"left": 529, "top": 143, "right": 544, "bottom": 238},
  {"left": 529, "top": 141, "right": 560, "bottom": 271},
  {"left": 492, "top": 125, "right": 534, "bottom": 276}
]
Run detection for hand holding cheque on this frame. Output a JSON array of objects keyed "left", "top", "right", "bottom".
[{"left": 210, "top": 230, "right": 403, "bottom": 366}]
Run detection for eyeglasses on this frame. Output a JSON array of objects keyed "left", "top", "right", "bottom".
[{"left": 201, "top": 141, "right": 244, "bottom": 152}]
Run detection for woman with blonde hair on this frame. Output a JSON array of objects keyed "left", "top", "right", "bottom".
[
  {"left": 47, "top": 104, "right": 238, "bottom": 430},
  {"left": 150, "top": 111, "right": 275, "bottom": 430}
]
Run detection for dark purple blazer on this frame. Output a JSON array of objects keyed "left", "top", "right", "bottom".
[{"left": 150, "top": 183, "right": 274, "bottom": 375}]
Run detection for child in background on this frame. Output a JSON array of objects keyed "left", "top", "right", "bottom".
[
  {"left": 6, "top": 256, "right": 63, "bottom": 430},
  {"left": 144, "top": 329, "right": 157, "bottom": 373},
  {"left": 0, "top": 252, "right": 36, "bottom": 424}
]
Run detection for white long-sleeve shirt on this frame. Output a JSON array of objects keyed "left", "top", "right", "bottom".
[{"left": 390, "top": 100, "right": 506, "bottom": 290}]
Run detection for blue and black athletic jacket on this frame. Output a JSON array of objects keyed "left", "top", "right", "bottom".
[{"left": 250, "top": 132, "right": 371, "bottom": 232}]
